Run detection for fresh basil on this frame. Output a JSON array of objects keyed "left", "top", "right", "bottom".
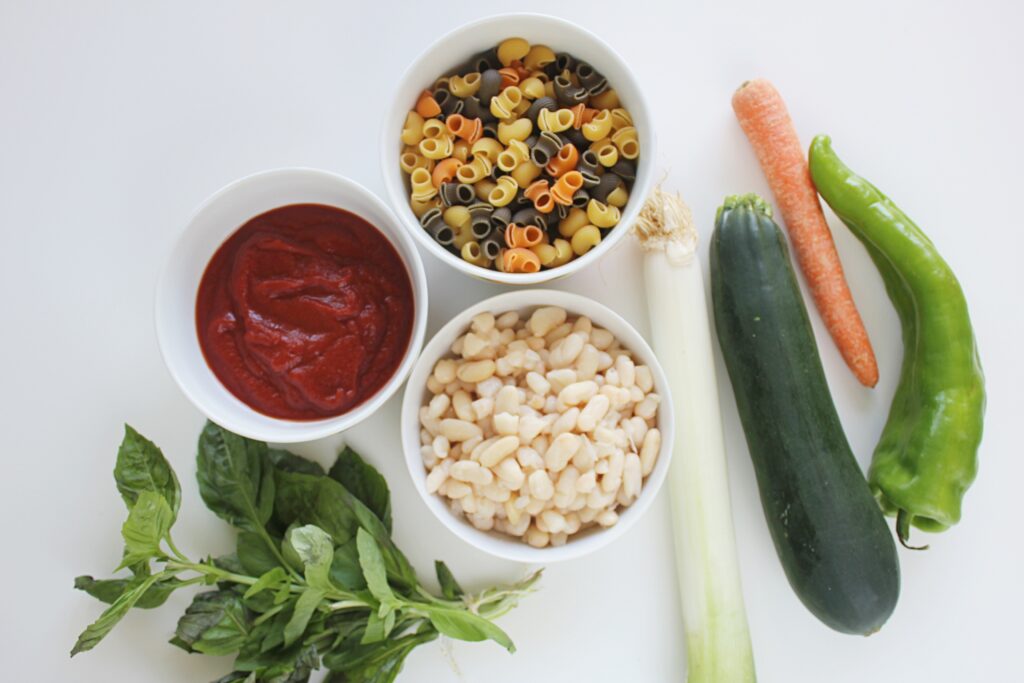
[
  {"left": 117, "top": 491, "right": 173, "bottom": 570},
  {"left": 196, "top": 421, "right": 274, "bottom": 532},
  {"left": 434, "top": 561, "right": 464, "bottom": 600},
  {"left": 73, "top": 425, "right": 537, "bottom": 681},
  {"left": 329, "top": 447, "right": 392, "bottom": 531},
  {"left": 114, "top": 425, "right": 181, "bottom": 517},
  {"left": 174, "top": 589, "right": 252, "bottom": 656}
]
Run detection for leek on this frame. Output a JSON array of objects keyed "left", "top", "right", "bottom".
[{"left": 634, "top": 188, "right": 756, "bottom": 682}]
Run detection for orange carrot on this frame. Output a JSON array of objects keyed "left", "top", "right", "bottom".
[{"left": 732, "top": 78, "right": 879, "bottom": 387}]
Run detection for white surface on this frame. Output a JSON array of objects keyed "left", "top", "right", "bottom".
[
  {"left": 380, "top": 13, "right": 655, "bottom": 285},
  {"left": 400, "top": 289, "right": 675, "bottom": 563},
  {"left": 1, "top": 1, "right": 1021, "bottom": 681},
  {"left": 156, "top": 168, "right": 428, "bottom": 443}
]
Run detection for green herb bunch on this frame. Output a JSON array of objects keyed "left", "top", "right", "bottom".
[{"left": 72, "top": 422, "right": 539, "bottom": 682}]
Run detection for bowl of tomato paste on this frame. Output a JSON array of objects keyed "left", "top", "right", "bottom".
[{"left": 157, "top": 168, "right": 428, "bottom": 442}]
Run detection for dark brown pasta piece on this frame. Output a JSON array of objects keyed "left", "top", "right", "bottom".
[
  {"left": 440, "top": 182, "right": 476, "bottom": 206},
  {"left": 526, "top": 96, "right": 557, "bottom": 123},
  {"left": 591, "top": 172, "right": 624, "bottom": 203},
  {"left": 577, "top": 149, "right": 601, "bottom": 177},
  {"left": 468, "top": 202, "right": 494, "bottom": 239},
  {"left": 571, "top": 189, "right": 590, "bottom": 208},
  {"left": 553, "top": 75, "right": 589, "bottom": 107},
  {"left": 481, "top": 226, "right": 504, "bottom": 260},
  {"left": 478, "top": 69, "right": 503, "bottom": 104},
  {"left": 433, "top": 88, "right": 463, "bottom": 117},
  {"left": 461, "top": 95, "right": 495, "bottom": 123},
  {"left": 530, "top": 131, "right": 563, "bottom": 167},
  {"left": 610, "top": 159, "right": 636, "bottom": 182},
  {"left": 561, "top": 127, "right": 589, "bottom": 149},
  {"left": 575, "top": 62, "right": 608, "bottom": 96},
  {"left": 554, "top": 53, "right": 576, "bottom": 74},
  {"left": 490, "top": 206, "right": 512, "bottom": 230},
  {"left": 512, "top": 206, "right": 547, "bottom": 229},
  {"left": 421, "top": 208, "right": 455, "bottom": 245}
]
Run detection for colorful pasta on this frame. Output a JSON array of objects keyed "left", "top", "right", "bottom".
[
  {"left": 546, "top": 144, "right": 579, "bottom": 177},
  {"left": 587, "top": 199, "right": 621, "bottom": 228},
  {"left": 400, "top": 37, "right": 641, "bottom": 271},
  {"left": 502, "top": 247, "right": 541, "bottom": 273}
]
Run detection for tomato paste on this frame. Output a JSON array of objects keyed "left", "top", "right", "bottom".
[{"left": 196, "top": 204, "right": 414, "bottom": 420}]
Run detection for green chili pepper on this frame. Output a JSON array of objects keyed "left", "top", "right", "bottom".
[{"left": 808, "top": 135, "right": 985, "bottom": 547}]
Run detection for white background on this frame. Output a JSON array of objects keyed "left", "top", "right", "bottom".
[{"left": 2, "top": 1, "right": 1021, "bottom": 681}]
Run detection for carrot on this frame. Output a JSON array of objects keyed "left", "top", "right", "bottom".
[{"left": 732, "top": 78, "right": 879, "bottom": 387}]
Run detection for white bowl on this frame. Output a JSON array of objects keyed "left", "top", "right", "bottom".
[
  {"left": 401, "top": 290, "right": 674, "bottom": 563},
  {"left": 156, "top": 168, "right": 428, "bottom": 443},
  {"left": 381, "top": 13, "right": 656, "bottom": 285}
]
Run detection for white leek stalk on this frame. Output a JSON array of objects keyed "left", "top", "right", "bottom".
[{"left": 634, "top": 188, "right": 756, "bottom": 682}]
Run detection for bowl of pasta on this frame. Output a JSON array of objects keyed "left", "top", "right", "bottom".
[{"left": 381, "top": 13, "right": 655, "bottom": 284}]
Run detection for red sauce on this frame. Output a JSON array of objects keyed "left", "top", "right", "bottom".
[{"left": 196, "top": 203, "right": 414, "bottom": 420}]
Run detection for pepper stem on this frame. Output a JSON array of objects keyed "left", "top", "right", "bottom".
[{"left": 896, "top": 509, "right": 929, "bottom": 551}]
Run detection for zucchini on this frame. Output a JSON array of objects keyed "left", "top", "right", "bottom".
[{"left": 709, "top": 194, "right": 900, "bottom": 635}]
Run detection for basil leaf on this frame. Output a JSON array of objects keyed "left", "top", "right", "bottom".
[
  {"left": 71, "top": 572, "right": 164, "bottom": 655},
  {"left": 274, "top": 470, "right": 416, "bottom": 590},
  {"left": 356, "top": 528, "right": 395, "bottom": 608},
  {"left": 434, "top": 561, "right": 464, "bottom": 600},
  {"left": 212, "top": 553, "right": 247, "bottom": 575},
  {"left": 74, "top": 575, "right": 182, "bottom": 609},
  {"left": 361, "top": 609, "right": 387, "bottom": 645},
  {"left": 196, "top": 421, "right": 274, "bottom": 532},
  {"left": 322, "top": 629, "right": 436, "bottom": 676},
  {"left": 211, "top": 672, "right": 256, "bottom": 683},
  {"left": 283, "top": 588, "right": 325, "bottom": 647},
  {"left": 114, "top": 425, "right": 181, "bottom": 518},
  {"left": 329, "top": 447, "right": 392, "bottom": 531},
  {"left": 243, "top": 567, "right": 287, "bottom": 600},
  {"left": 269, "top": 448, "right": 325, "bottom": 476},
  {"left": 329, "top": 539, "right": 367, "bottom": 591},
  {"left": 425, "top": 606, "right": 516, "bottom": 652},
  {"left": 237, "top": 531, "right": 283, "bottom": 576},
  {"left": 174, "top": 589, "right": 252, "bottom": 656},
  {"left": 287, "top": 525, "right": 334, "bottom": 591},
  {"left": 117, "top": 491, "right": 173, "bottom": 570}
]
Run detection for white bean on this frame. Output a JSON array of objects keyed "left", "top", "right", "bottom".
[
  {"left": 575, "top": 469, "right": 597, "bottom": 493},
  {"left": 494, "top": 385, "right": 520, "bottom": 414},
  {"left": 623, "top": 453, "right": 642, "bottom": 499},
  {"left": 457, "top": 359, "right": 496, "bottom": 383},
  {"left": 635, "top": 365, "right": 654, "bottom": 393},
  {"left": 577, "top": 394, "right": 610, "bottom": 432},
  {"left": 425, "top": 466, "right": 448, "bottom": 493},
  {"left": 495, "top": 457, "right": 525, "bottom": 489},
  {"left": 528, "top": 306, "right": 567, "bottom": 337},
  {"left": 517, "top": 446, "right": 544, "bottom": 470},
  {"left": 495, "top": 311, "right": 519, "bottom": 329},
  {"left": 433, "top": 358, "right": 457, "bottom": 385},
  {"left": 431, "top": 435, "right": 450, "bottom": 459},
  {"left": 452, "top": 390, "right": 474, "bottom": 422},
  {"left": 481, "top": 482, "right": 512, "bottom": 502},
  {"left": 493, "top": 411, "right": 519, "bottom": 436},
  {"left": 462, "top": 332, "right": 489, "bottom": 358},
  {"left": 597, "top": 509, "right": 619, "bottom": 527},
  {"left": 528, "top": 470, "right": 555, "bottom": 500},
  {"left": 470, "top": 311, "right": 495, "bottom": 334},
  {"left": 544, "top": 433, "right": 581, "bottom": 472},
  {"left": 526, "top": 371, "right": 551, "bottom": 396},
  {"left": 551, "top": 407, "right": 580, "bottom": 438},
  {"left": 575, "top": 344, "right": 600, "bottom": 380},
  {"left": 590, "top": 327, "right": 614, "bottom": 350},
  {"left": 548, "top": 333, "right": 585, "bottom": 368},
  {"left": 478, "top": 435, "right": 520, "bottom": 467},
  {"left": 525, "top": 525, "right": 550, "bottom": 548},
  {"left": 540, "top": 510, "right": 567, "bottom": 534},
  {"left": 440, "top": 419, "right": 482, "bottom": 442},
  {"left": 476, "top": 376, "right": 503, "bottom": 398},
  {"left": 558, "top": 380, "right": 598, "bottom": 407},
  {"left": 615, "top": 354, "right": 636, "bottom": 388},
  {"left": 545, "top": 368, "right": 577, "bottom": 395},
  {"left": 445, "top": 480, "right": 472, "bottom": 499},
  {"left": 640, "top": 428, "right": 661, "bottom": 476},
  {"left": 635, "top": 393, "right": 660, "bottom": 420}
]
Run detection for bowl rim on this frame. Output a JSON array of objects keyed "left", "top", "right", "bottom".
[
  {"left": 380, "top": 12, "right": 656, "bottom": 286},
  {"left": 400, "top": 289, "right": 675, "bottom": 563},
  {"left": 155, "top": 166, "right": 429, "bottom": 443}
]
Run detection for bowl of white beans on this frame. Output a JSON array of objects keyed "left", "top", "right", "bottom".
[
  {"left": 381, "top": 13, "right": 655, "bottom": 284},
  {"left": 400, "top": 290, "right": 673, "bottom": 562}
]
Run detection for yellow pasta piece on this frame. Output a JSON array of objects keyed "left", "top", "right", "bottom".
[
  {"left": 496, "top": 139, "right": 530, "bottom": 172},
  {"left": 410, "top": 196, "right": 441, "bottom": 218},
  {"left": 587, "top": 199, "right": 621, "bottom": 228},
  {"left": 557, "top": 207, "right": 590, "bottom": 237},
  {"left": 471, "top": 137, "right": 504, "bottom": 164},
  {"left": 582, "top": 110, "right": 613, "bottom": 141},
  {"left": 543, "top": 79, "right": 556, "bottom": 99},
  {"left": 453, "top": 224, "right": 474, "bottom": 250},
  {"left": 455, "top": 155, "right": 492, "bottom": 184},
  {"left": 606, "top": 185, "right": 629, "bottom": 208},
  {"left": 452, "top": 139, "right": 471, "bottom": 163},
  {"left": 487, "top": 176, "right": 518, "bottom": 207},
  {"left": 510, "top": 161, "right": 543, "bottom": 188},
  {"left": 519, "top": 76, "right": 546, "bottom": 100},
  {"left": 512, "top": 96, "right": 532, "bottom": 118},
  {"left": 422, "top": 118, "right": 447, "bottom": 139},
  {"left": 523, "top": 44, "right": 556, "bottom": 71},
  {"left": 490, "top": 87, "right": 523, "bottom": 120},
  {"left": 432, "top": 76, "right": 451, "bottom": 91},
  {"left": 589, "top": 138, "right": 619, "bottom": 167},
  {"left": 474, "top": 179, "right": 497, "bottom": 201},
  {"left": 449, "top": 72, "right": 482, "bottom": 98},
  {"left": 400, "top": 151, "right": 431, "bottom": 174},
  {"left": 537, "top": 108, "right": 575, "bottom": 134},
  {"left": 461, "top": 241, "right": 491, "bottom": 268},
  {"left": 589, "top": 88, "right": 620, "bottom": 109},
  {"left": 611, "top": 126, "right": 639, "bottom": 160},
  {"left": 443, "top": 205, "right": 471, "bottom": 228},
  {"left": 550, "top": 238, "right": 574, "bottom": 267},
  {"left": 401, "top": 111, "right": 425, "bottom": 146},
  {"left": 497, "top": 37, "right": 530, "bottom": 66},
  {"left": 497, "top": 117, "right": 533, "bottom": 145},
  {"left": 419, "top": 135, "right": 454, "bottom": 160},
  {"left": 410, "top": 167, "right": 438, "bottom": 201},
  {"left": 531, "top": 243, "right": 558, "bottom": 267},
  {"left": 610, "top": 108, "right": 634, "bottom": 130},
  {"left": 570, "top": 225, "right": 602, "bottom": 256}
]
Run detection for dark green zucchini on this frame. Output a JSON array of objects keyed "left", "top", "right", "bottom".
[{"left": 710, "top": 194, "right": 899, "bottom": 635}]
